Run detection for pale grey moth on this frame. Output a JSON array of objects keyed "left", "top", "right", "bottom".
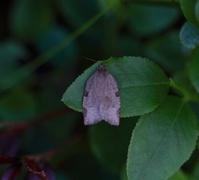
[{"left": 83, "top": 64, "right": 121, "bottom": 126}]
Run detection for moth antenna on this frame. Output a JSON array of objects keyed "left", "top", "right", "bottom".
[{"left": 83, "top": 57, "right": 97, "bottom": 63}]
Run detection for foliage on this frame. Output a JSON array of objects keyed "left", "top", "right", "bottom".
[{"left": 1, "top": 0, "right": 199, "bottom": 179}]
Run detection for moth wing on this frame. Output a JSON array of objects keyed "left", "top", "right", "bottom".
[
  {"left": 103, "top": 73, "right": 120, "bottom": 126},
  {"left": 83, "top": 72, "right": 103, "bottom": 125},
  {"left": 83, "top": 108, "right": 102, "bottom": 125}
]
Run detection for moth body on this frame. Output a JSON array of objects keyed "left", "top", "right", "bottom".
[{"left": 83, "top": 64, "right": 120, "bottom": 126}]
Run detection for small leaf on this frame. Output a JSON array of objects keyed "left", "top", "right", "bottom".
[
  {"left": 62, "top": 56, "right": 169, "bottom": 117},
  {"left": 180, "top": 22, "right": 199, "bottom": 49},
  {"left": 127, "top": 96, "right": 198, "bottom": 180}
]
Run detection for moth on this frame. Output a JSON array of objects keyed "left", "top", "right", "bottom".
[{"left": 83, "top": 64, "right": 121, "bottom": 126}]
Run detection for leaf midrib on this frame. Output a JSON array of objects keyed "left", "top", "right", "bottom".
[
  {"left": 122, "top": 82, "right": 169, "bottom": 89},
  {"left": 137, "top": 100, "right": 185, "bottom": 179}
]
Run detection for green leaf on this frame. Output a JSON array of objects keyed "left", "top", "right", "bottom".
[
  {"left": 89, "top": 118, "right": 136, "bottom": 173},
  {"left": 180, "top": 0, "right": 197, "bottom": 24},
  {"left": 189, "top": 47, "right": 199, "bottom": 93},
  {"left": 128, "top": 3, "right": 180, "bottom": 36},
  {"left": 62, "top": 56, "right": 170, "bottom": 117},
  {"left": 146, "top": 31, "right": 185, "bottom": 73},
  {"left": 10, "top": 0, "right": 55, "bottom": 41},
  {"left": 62, "top": 61, "right": 101, "bottom": 112},
  {"left": 127, "top": 96, "right": 198, "bottom": 180},
  {"left": 180, "top": 22, "right": 199, "bottom": 49}
]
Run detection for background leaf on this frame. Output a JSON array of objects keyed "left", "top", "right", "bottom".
[
  {"left": 128, "top": 3, "right": 180, "bottom": 36},
  {"left": 180, "top": 22, "right": 199, "bottom": 49},
  {"left": 89, "top": 118, "right": 136, "bottom": 173},
  {"left": 146, "top": 31, "right": 185, "bottom": 73},
  {"left": 127, "top": 96, "right": 198, "bottom": 180}
]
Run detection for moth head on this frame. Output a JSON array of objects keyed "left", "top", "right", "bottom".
[{"left": 98, "top": 64, "right": 107, "bottom": 73}]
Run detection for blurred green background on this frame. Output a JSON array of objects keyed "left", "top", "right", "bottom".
[{"left": 0, "top": 0, "right": 191, "bottom": 179}]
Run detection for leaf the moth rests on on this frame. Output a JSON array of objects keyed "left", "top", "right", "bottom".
[
  {"left": 62, "top": 56, "right": 170, "bottom": 118},
  {"left": 62, "top": 61, "right": 101, "bottom": 112}
]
